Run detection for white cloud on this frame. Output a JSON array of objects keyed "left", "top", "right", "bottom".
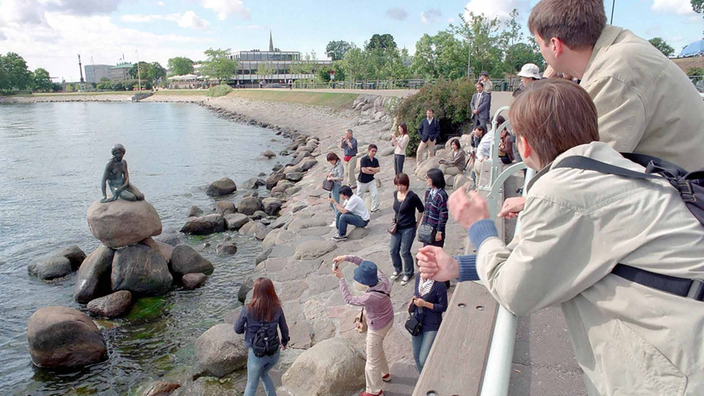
[
  {"left": 386, "top": 7, "right": 408, "bottom": 21},
  {"left": 448, "top": 17, "right": 456, "bottom": 23},
  {"left": 652, "top": 0, "right": 695, "bottom": 15},
  {"left": 420, "top": 9, "right": 443, "bottom": 24},
  {"left": 45, "top": 0, "right": 124, "bottom": 16},
  {"left": 463, "top": 0, "right": 530, "bottom": 21},
  {"left": 121, "top": 11, "right": 210, "bottom": 29},
  {"left": 158, "top": 1, "right": 164, "bottom": 5},
  {"left": 200, "top": 0, "right": 250, "bottom": 20}
]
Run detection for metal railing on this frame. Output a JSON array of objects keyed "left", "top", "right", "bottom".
[{"left": 288, "top": 78, "right": 519, "bottom": 91}]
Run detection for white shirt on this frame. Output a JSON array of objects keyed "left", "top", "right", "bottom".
[
  {"left": 476, "top": 130, "right": 494, "bottom": 161},
  {"left": 343, "top": 194, "right": 370, "bottom": 221},
  {"left": 394, "top": 134, "right": 409, "bottom": 155}
]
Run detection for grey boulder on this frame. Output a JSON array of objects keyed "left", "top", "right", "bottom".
[
  {"left": 111, "top": 244, "right": 173, "bottom": 295},
  {"left": 194, "top": 323, "right": 248, "bottom": 378},
  {"left": 170, "top": 244, "right": 214, "bottom": 277},
  {"left": 180, "top": 214, "right": 225, "bottom": 235},
  {"left": 87, "top": 290, "right": 132, "bottom": 318},
  {"left": 238, "top": 196, "right": 262, "bottom": 215},
  {"left": 182, "top": 273, "right": 208, "bottom": 290},
  {"left": 206, "top": 177, "right": 237, "bottom": 197},
  {"left": 73, "top": 246, "right": 115, "bottom": 303},
  {"left": 224, "top": 213, "right": 251, "bottom": 230}
]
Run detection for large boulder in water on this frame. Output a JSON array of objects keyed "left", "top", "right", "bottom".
[
  {"left": 56, "top": 245, "right": 87, "bottom": 270},
  {"left": 111, "top": 244, "right": 173, "bottom": 295},
  {"left": 206, "top": 177, "right": 237, "bottom": 197},
  {"left": 238, "top": 196, "right": 262, "bottom": 215},
  {"left": 170, "top": 245, "right": 214, "bottom": 277},
  {"left": 194, "top": 323, "right": 248, "bottom": 378},
  {"left": 224, "top": 213, "right": 250, "bottom": 230},
  {"left": 87, "top": 199, "right": 162, "bottom": 248},
  {"left": 281, "top": 338, "right": 365, "bottom": 396},
  {"left": 27, "top": 306, "right": 107, "bottom": 368},
  {"left": 180, "top": 214, "right": 225, "bottom": 235},
  {"left": 74, "top": 246, "right": 115, "bottom": 303},
  {"left": 87, "top": 290, "right": 132, "bottom": 318},
  {"left": 28, "top": 255, "right": 72, "bottom": 281}
]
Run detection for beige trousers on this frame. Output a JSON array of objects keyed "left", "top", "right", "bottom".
[
  {"left": 416, "top": 139, "right": 436, "bottom": 163},
  {"left": 365, "top": 321, "right": 392, "bottom": 394},
  {"left": 345, "top": 157, "right": 357, "bottom": 187}
]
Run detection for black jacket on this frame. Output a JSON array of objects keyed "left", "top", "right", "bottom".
[
  {"left": 418, "top": 118, "right": 440, "bottom": 143},
  {"left": 412, "top": 276, "right": 448, "bottom": 332}
]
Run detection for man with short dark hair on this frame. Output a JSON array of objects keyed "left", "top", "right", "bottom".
[
  {"left": 480, "top": 72, "right": 493, "bottom": 93},
  {"left": 340, "top": 129, "right": 358, "bottom": 187},
  {"left": 357, "top": 144, "right": 380, "bottom": 212},
  {"left": 329, "top": 185, "right": 370, "bottom": 241},
  {"left": 470, "top": 82, "right": 492, "bottom": 129},
  {"left": 528, "top": 0, "right": 704, "bottom": 171},
  {"left": 416, "top": 109, "right": 441, "bottom": 163}
]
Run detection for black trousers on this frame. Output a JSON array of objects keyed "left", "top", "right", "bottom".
[{"left": 394, "top": 154, "right": 405, "bottom": 175}]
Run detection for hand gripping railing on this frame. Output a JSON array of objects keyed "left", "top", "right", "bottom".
[{"left": 479, "top": 166, "right": 535, "bottom": 396}]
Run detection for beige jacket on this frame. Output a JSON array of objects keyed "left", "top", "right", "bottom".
[
  {"left": 581, "top": 26, "right": 704, "bottom": 171},
  {"left": 476, "top": 142, "right": 704, "bottom": 396}
]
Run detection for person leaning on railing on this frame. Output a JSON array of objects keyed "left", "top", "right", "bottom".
[{"left": 417, "top": 79, "right": 704, "bottom": 395}]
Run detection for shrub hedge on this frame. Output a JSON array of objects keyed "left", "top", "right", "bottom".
[
  {"left": 207, "top": 84, "right": 233, "bottom": 97},
  {"left": 394, "top": 78, "right": 477, "bottom": 156}
]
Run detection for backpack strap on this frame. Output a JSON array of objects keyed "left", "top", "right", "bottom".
[
  {"left": 369, "top": 289, "right": 390, "bottom": 297},
  {"left": 553, "top": 156, "right": 664, "bottom": 182}
]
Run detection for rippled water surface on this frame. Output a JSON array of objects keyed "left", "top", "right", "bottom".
[{"left": 0, "top": 102, "right": 288, "bottom": 395}]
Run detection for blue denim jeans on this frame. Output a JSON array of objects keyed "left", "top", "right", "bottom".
[
  {"left": 412, "top": 330, "right": 438, "bottom": 373},
  {"left": 336, "top": 211, "right": 369, "bottom": 237},
  {"left": 329, "top": 182, "right": 341, "bottom": 217},
  {"left": 390, "top": 226, "right": 416, "bottom": 276},
  {"left": 244, "top": 347, "right": 280, "bottom": 396},
  {"left": 394, "top": 154, "right": 405, "bottom": 175}
]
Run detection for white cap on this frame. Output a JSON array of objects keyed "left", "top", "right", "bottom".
[{"left": 517, "top": 63, "right": 541, "bottom": 80}]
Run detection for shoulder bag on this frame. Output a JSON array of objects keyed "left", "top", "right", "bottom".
[
  {"left": 387, "top": 192, "right": 401, "bottom": 234},
  {"left": 354, "top": 307, "right": 367, "bottom": 333},
  {"left": 322, "top": 178, "right": 334, "bottom": 191},
  {"left": 417, "top": 206, "right": 436, "bottom": 244},
  {"left": 404, "top": 304, "right": 423, "bottom": 336}
]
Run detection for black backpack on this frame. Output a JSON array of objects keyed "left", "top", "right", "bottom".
[
  {"left": 252, "top": 321, "right": 279, "bottom": 358},
  {"left": 555, "top": 152, "right": 704, "bottom": 226}
]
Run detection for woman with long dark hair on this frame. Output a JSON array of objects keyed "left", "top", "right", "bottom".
[
  {"left": 235, "top": 277, "right": 289, "bottom": 396},
  {"left": 327, "top": 152, "right": 345, "bottom": 227},
  {"left": 392, "top": 122, "right": 410, "bottom": 175}
]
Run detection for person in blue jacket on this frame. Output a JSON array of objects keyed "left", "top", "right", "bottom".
[
  {"left": 409, "top": 274, "right": 448, "bottom": 373},
  {"left": 235, "top": 277, "right": 290, "bottom": 396}
]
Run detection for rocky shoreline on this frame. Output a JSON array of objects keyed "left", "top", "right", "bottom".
[{"left": 18, "top": 91, "right": 469, "bottom": 396}]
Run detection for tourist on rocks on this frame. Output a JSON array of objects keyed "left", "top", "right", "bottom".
[
  {"left": 332, "top": 255, "right": 393, "bottom": 396},
  {"left": 330, "top": 185, "right": 370, "bottom": 242},
  {"left": 416, "top": 79, "right": 704, "bottom": 395},
  {"left": 438, "top": 139, "right": 467, "bottom": 176},
  {"left": 416, "top": 109, "right": 440, "bottom": 163},
  {"left": 409, "top": 270, "right": 448, "bottom": 373},
  {"left": 389, "top": 173, "right": 425, "bottom": 286},
  {"left": 340, "top": 129, "right": 359, "bottom": 188},
  {"left": 422, "top": 168, "right": 449, "bottom": 251},
  {"left": 234, "top": 277, "right": 290, "bottom": 396},
  {"left": 357, "top": 144, "right": 381, "bottom": 213},
  {"left": 392, "top": 122, "right": 410, "bottom": 175},
  {"left": 326, "top": 152, "right": 345, "bottom": 227}
]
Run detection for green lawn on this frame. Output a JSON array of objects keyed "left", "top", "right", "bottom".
[
  {"left": 153, "top": 90, "right": 208, "bottom": 96},
  {"left": 225, "top": 90, "right": 358, "bottom": 109}
]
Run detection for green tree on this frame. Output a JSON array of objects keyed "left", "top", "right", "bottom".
[
  {"left": 648, "top": 37, "right": 674, "bottom": 57},
  {"left": 412, "top": 31, "right": 468, "bottom": 80},
  {"left": 255, "top": 62, "right": 276, "bottom": 80},
  {"left": 33, "top": 68, "right": 52, "bottom": 92},
  {"left": 290, "top": 61, "right": 313, "bottom": 75},
  {"left": 148, "top": 62, "right": 166, "bottom": 83},
  {"left": 202, "top": 48, "right": 239, "bottom": 82},
  {"left": 0, "top": 65, "right": 9, "bottom": 92},
  {"left": 452, "top": 12, "right": 504, "bottom": 78},
  {"left": 694, "top": 0, "right": 703, "bottom": 12},
  {"left": 366, "top": 34, "right": 397, "bottom": 51},
  {"left": 129, "top": 61, "right": 151, "bottom": 81},
  {"left": 1, "top": 52, "right": 33, "bottom": 90},
  {"left": 167, "top": 57, "right": 194, "bottom": 75},
  {"left": 316, "top": 61, "right": 347, "bottom": 82},
  {"left": 688, "top": 66, "right": 703, "bottom": 83},
  {"left": 505, "top": 42, "right": 545, "bottom": 73},
  {"left": 325, "top": 40, "right": 354, "bottom": 61}
]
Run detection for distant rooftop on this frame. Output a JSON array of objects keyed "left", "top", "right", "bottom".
[{"left": 111, "top": 63, "right": 133, "bottom": 69}]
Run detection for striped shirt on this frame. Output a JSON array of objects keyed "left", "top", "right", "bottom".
[{"left": 423, "top": 188, "right": 449, "bottom": 234}]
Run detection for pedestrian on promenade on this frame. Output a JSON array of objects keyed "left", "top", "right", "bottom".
[
  {"left": 409, "top": 272, "right": 447, "bottom": 373},
  {"left": 439, "top": 139, "right": 466, "bottom": 176},
  {"left": 389, "top": 173, "right": 424, "bottom": 284},
  {"left": 326, "top": 152, "right": 345, "bottom": 227},
  {"left": 416, "top": 109, "right": 440, "bottom": 164},
  {"left": 330, "top": 185, "right": 370, "bottom": 242},
  {"left": 332, "top": 255, "right": 393, "bottom": 396},
  {"left": 234, "top": 277, "right": 290, "bottom": 396},
  {"left": 498, "top": 0, "right": 704, "bottom": 220},
  {"left": 418, "top": 79, "right": 704, "bottom": 395},
  {"left": 340, "top": 129, "right": 359, "bottom": 188},
  {"left": 470, "top": 82, "right": 491, "bottom": 129},
  {"left": 392, "top": 122, "right": 410, "bottom": 175},
  {"left": 479, "top": 72, "right": 493, "bottom": 93},
  {"left": 357, "top": 144, "right": 380, "bottom": 213}
]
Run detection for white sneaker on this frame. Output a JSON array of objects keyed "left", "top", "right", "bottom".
[
  {"left": 389, "top": 271, "right": 400, "bottom": 281},
  {"left": 401, "top": 275, "right": 413, "bottom": 286},
  {"left": 329, "top": 221, "right": 336, "bottom": 228}
]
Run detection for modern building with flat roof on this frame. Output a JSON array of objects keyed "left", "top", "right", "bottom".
[
  {"left": 84, "top": 64, "right": 113, "bottom": 83},
  {"left": 110, "top": 63, "right": 133, "bottom": 81},
  {"left": 227, "top": 32, "right": 331, "bottom": 86}
]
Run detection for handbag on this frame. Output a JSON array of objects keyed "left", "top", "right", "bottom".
[
  {"left": 404, "top": 305, "right": 423, "bottom": 336},
  {"left": 387, "top": 192, "right": 401, "bottom": 234},
  {"left": 417, "top": 210, "right": 436, "bottom": 244},
  {"left": 354, "top": 307, "right": 367, "bottom": 333},
  {"left": 322, "top": 178, "right": 334, "bottom": 191}
]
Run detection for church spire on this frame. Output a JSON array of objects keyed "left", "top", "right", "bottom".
[{"left": 269, "top": 30, "right": 274, "bottom": 52}]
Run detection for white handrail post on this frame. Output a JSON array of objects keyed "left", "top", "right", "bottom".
[{"left": 480, "top": 167, "right": 535, "bottom": 396}]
